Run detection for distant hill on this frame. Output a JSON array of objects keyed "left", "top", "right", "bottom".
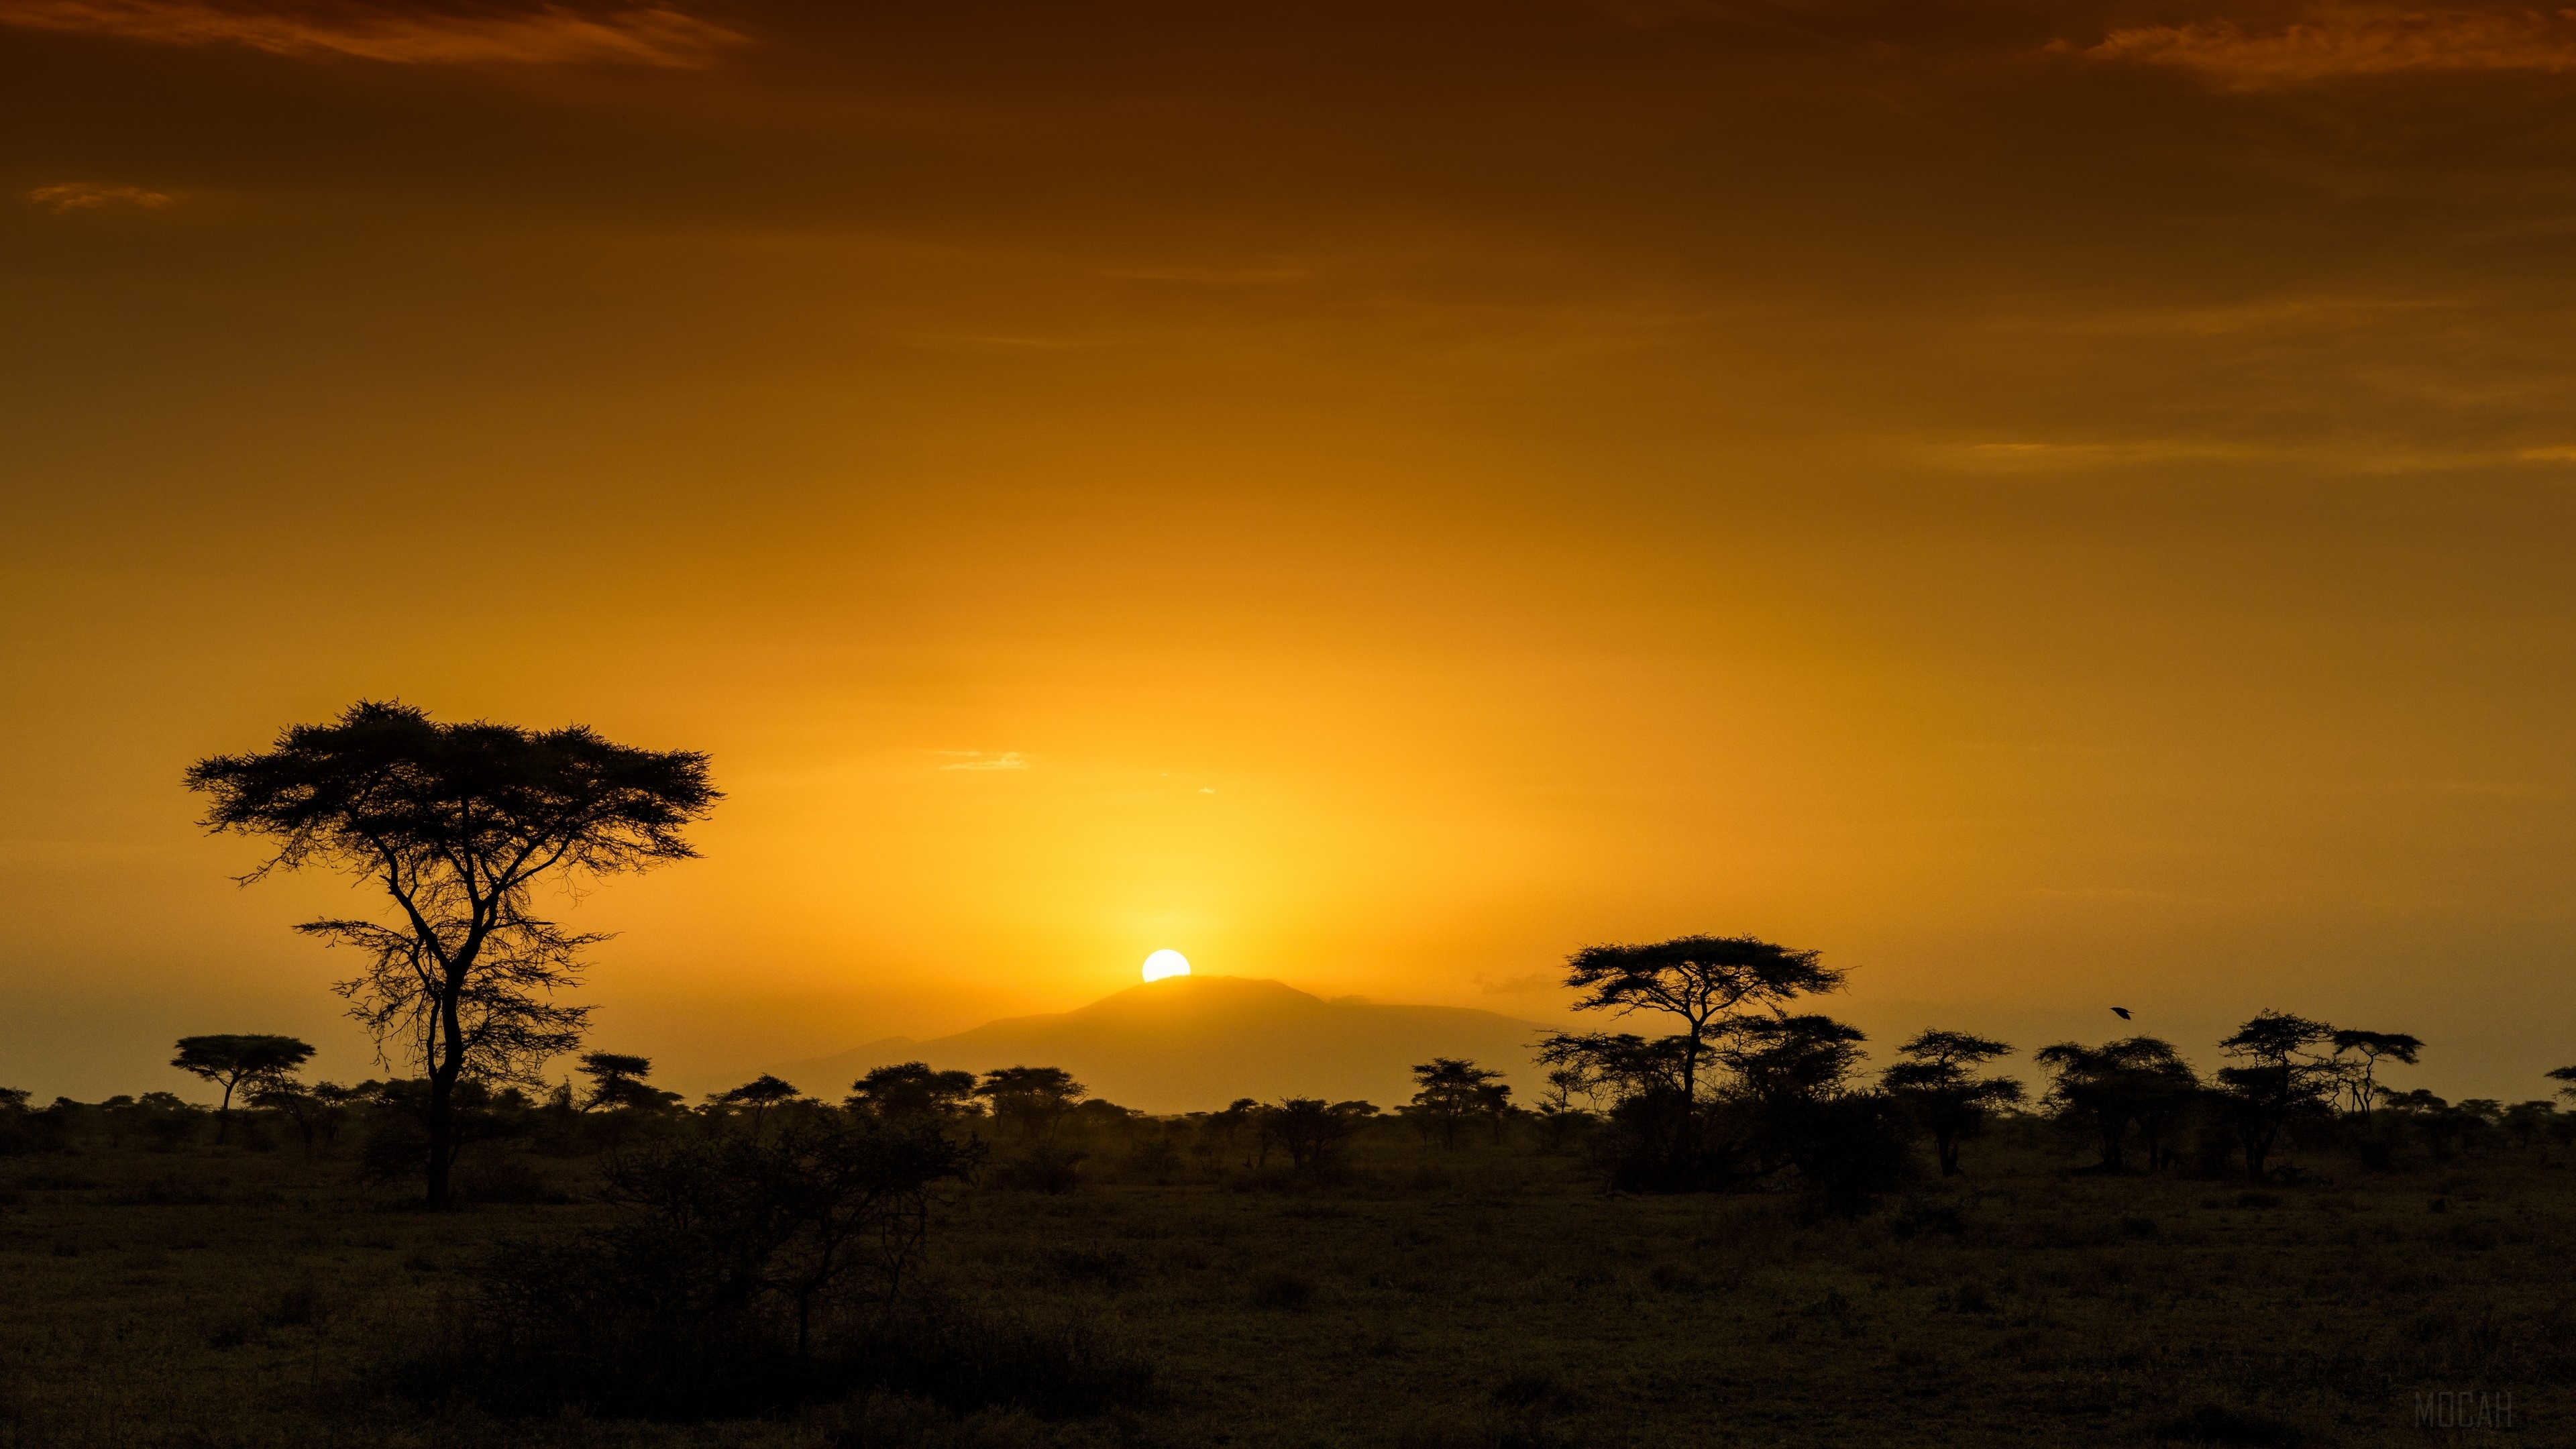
[{"left": 743, "top": 975, "right": 1548, "bottom": 1114}]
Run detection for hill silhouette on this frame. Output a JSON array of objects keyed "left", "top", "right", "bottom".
[{"left": 747, "top": 975, "right": 1548, "bottom": 1114}]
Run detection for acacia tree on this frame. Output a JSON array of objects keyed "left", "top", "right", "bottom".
[
  {"left": 2216, "top": 1010, "right": 2339, "bottom": 1181},
  {"left": 185, "top": 701, "right": 717, "bottom": 1206},
  {"left": 1409, "top": 1057, "right": 1509, "bottom": 1149},
  {"left": 2329, "top": 1030, "right": 2424, "bottom": 1118},
  {"left": 1879, "top": 1030, "right": 2024, "bottom": 1177},
  {"left": 711, "top": 1074, "right": 804, "bottom": 1137},
  {"left": 577, "top": 1052, "right": 680, "bottom": 1112},
  {"left": 1538, "top": 935, "right": 1844, "bottom": 1107},
  {"left": 846, "top": 1062, "right": 981, "bottom": 1120},
  {"left": 2034, "top": 1036, "right": 2200, "bottom": 1173},
  {"left": 171, "top": 1034, "right": 315, "bottom": 1143},
  {"left": 975, "top": 1066, "right": 1085, "bottom": 1142}
]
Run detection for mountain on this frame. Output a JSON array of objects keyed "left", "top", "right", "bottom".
[{"left": 743, "top": 975, "right": 1548, "bottom": 1114}]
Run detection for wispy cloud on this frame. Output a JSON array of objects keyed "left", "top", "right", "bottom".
[
  {"left": 2517, "top": 445, "right": 2576, "bottom": 462},
  {"left": 2086, "top": 7, "right": 2576, "bottom": 87},
  {"left": 934, "top": 751, "right": 1030, "bottom": 772},
  {"left": 0, "top": 0, "right": 741, "bottom": 66},
  {"left": 25, "top": 181, "right": 172, "bottom": 212}
]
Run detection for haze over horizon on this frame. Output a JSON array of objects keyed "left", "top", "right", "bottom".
[{"left": 6, "top": 0, "right": 2574, "bottom": 1106}]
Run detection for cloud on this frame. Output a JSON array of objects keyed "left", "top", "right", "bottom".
[
  {"left": 934, "top": 751, "right": 1030, "bottom": 771},
  {"left": 2517, "top": 445, "right": 2576, "bottom": 462},
  {"left": 25, "top": 181, "right": 172, "bottom": 212},
  {"left": 0, "top": 0, "right": 742, "bottom": 66},
  {"left": 1477, "top": 971, "right": 1555, "bottom": 995},
  {"left": 2086, "top": 7, "right": 2576, "bottom": 87}
]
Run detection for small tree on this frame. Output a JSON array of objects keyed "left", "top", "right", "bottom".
[
  {"left": 1409, "top": 1058, "right": 1508, "bottom": 1150},
  {"left": 578, "top": 1053, "right": 681, "bottom": 1112},
  {"left": 1879, "top": 1030, "right": 2024, "bottom": 1177},
  {"left": 2216, "top": 1011, "right": 2337, "bottom": 1181},
  {"left": 846, "top": 1063, "right": 980, "bottom": 1120},
  {"left": 2034, "top": 1036, "right": 2199, "bottom": 1173},
  {"left": 711, "top": 1075, "right": 804, "bottom": 1137},
  {"left": 2328, "top": 1030, "right": 2424, "bottom": 1118},
  {"left": 249, "top": 1078, "right": 356, "bottom": 1157},
  {"left": 975, "top": 1066, "right": 1085, "bottom": 1142},
  {"left": 172, "top": 1034, "right": 315, "bottom": 1143},
  {"left": 1269, "top": 1098, "right": 1373, "bottom": 1175},
  {"left": 185, "top": 701, "right": 716, "bottom": 1205},
  {"left": 2546, "top": 1065, "right": 2576, "bottom": 1106}
]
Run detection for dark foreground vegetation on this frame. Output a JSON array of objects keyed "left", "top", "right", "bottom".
[{"left": 2, "top": 1075, "right": 2570, "bottom": 1449}]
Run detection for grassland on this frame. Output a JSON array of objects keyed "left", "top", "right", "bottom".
[{"left": 0, "top": 1122, "right": 2565, "bottom": 1448}]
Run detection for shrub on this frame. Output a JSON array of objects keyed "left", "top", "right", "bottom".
[{"left": 394, "top": 1114, "right": 998, "bottom": 1419}]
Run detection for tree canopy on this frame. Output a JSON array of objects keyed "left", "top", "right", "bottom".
[
  {"left": 171, "top": 1034, "right": 315, "bottom": 1141},
  {"left": 186, "top": 701, "right": 716, "bottom": 1205}
]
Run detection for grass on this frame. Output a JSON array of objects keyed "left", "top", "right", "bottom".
[{"left": 0, "top": 1122, "right": 2568, "bottom": 1446}]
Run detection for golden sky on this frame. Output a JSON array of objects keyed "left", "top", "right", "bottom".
[{"left": 4, "top": 0, "right": 2573, "bottom": 1102}]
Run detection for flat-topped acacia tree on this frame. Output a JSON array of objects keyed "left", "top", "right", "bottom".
[{"left": 185, "top": 701, "right": 716, "bottom": 1205}]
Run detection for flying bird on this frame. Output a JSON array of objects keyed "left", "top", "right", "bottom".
[{"left": 2110, "top": 1007, "right": 2133, "bottom": 1020}]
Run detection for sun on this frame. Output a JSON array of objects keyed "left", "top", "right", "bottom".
[{"left": 1141, "top": 949, "right": 1191, "bottom": 983}]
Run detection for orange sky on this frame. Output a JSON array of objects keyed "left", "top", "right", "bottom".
[{"left": 4, "top": 0, "right": 2573, "bottom": 1103}]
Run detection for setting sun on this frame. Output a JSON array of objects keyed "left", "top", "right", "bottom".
[{"left": 1141, "top": 949, "right": 1191, "bottom": 983}]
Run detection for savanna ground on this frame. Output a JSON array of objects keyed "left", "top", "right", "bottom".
[{"left": 0, "top": 1122, "right": 2563, "bottom": 1449}]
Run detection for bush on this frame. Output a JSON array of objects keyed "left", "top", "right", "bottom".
[{"left": 390, "top": 1114, "right": 1023, "bottom": 1420}]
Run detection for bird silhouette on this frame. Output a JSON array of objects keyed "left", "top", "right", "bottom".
[{"left": 2110, "top": 1007, "right": 2133, "bottom": 1020}]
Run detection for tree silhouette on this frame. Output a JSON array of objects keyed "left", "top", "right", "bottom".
[
  {"left": 2216, "top": 1011, "right": 2338, "bottom": 1181},
  {"left": 2034, "top": 1036, "right": 2199, "bottom": 1173},
  {"left": 1880, "top": 1030, "right": 2025, "bottom": 1177},
  {"left": 2328, "top": 1030, "right": 2423, "bottom": 1118},
  {"left": 186, "top": 701, "right": 716, "bottom": 1205},
  {"left": 1409, "top": 1058, "right": 1508, "bottom": 1150},
  {"left": 1269, "top": 1097, "right": 1374, "bottom": 1175},
  {"left": 975, "top": 1066, "right": 1085, "bottom": 1142},
  {"left": 578, "top": 1052, "right": 680, "bottom": 1112},
  {"left": 847, "top": 1062, "right": 980, "bottom": 1120},
  {"left": 170, "top": 1034, "right": 314, "bottom": 1143},
  {"left": 1539, "top": 935, "right": 1843, "bottom": 1107},
  {"left": 712, "top": 1074, "right": 804, "bottom": 1136},
  {"left": 248, "top": 1078, "right": 355, "bottom": 1157},
  {"left": 2549, "top": 1065, "right": 2576, "bottom": 1106}
]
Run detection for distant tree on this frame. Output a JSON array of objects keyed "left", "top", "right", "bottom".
[
  {"left": 1534, "top": 935, "right": 1843, "bottom": 1188},
  {"left": 577, "top": 1053, "right": 681, "bottom": 1112},
  {"left": 171, "top": 1034, "right": 315, "bottom": 1143},
  {"left": 1539, "top": 935, "right": 1843, "bottom": 1108},
  {"left": 1269, "top": 1097, "right": 1373, "bottom": 1175},
  {"left": 846, "top": 1062, "right": 980, "bottom": 1121},
  {"left": 2502, "top": 1100, "right": 2557, "bottom": 1150},
  {"left": 1409, "top": 1058, "right": 1509, "bottom": 1150},
  {"left": 1212, "top": 1097, "right": 1260, "bottom": 1152},
  {"left": 711, "top": 1074, "right": 804, "bottom": 1136},
  {"left": 249, "top": 1078, "right": 356, "bottom": 1157},
  {"left": 1532, "top": 1065, "right": 1597, "bottom": 1152},
  {"left": 1880, "top": 1030, "right": 2025, "bottom": 1177},
  {"left": 2034, "top": 1036, "right": 2200, "bottom": 1173},
  {"left": 185, "top": 700, "right": 717, "bottom": 1205},
  {"left": 2328, "top": 1030, "right": 2424, "bottom": 1117},
  {"left": 2547, "top": 1065, "right": 2576, "bottom": 1106},
  {"left": 975, "top": 1066, "right": 1085, "bottom": 1142},
  {"left": 2214, "top": 1011, "right": 2339, "bottom": 1181}
]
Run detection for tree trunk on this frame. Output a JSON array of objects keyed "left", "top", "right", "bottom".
[{"left": 1935, "top": 1127, "right": 1960, "bottom": 1177}]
